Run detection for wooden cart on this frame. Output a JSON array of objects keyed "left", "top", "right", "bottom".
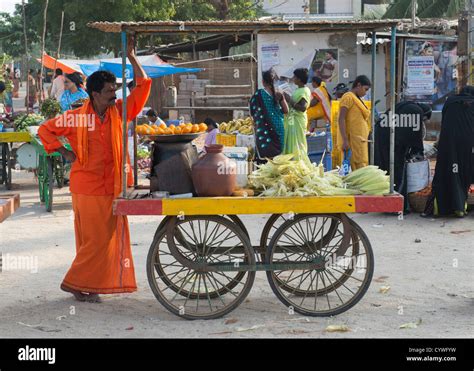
[
  {"left": 114, "top": 194, "right": 403, "bottom": 320},
  {"left": 0, "top": 132, "right": 31, "bottom": 190}
]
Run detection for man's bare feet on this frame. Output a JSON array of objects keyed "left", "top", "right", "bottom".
[
  {"left": 60, "top": 284, "right": 87, "bottom": 302},
  {"left": 86, "top": 293, "right": 102, "bottom": 303}
]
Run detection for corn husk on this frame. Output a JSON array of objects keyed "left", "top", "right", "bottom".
[{"left": 248, "top": 155, "right": 390, "bottom": 197}]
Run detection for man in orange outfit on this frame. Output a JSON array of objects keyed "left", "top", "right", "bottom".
[{"left": 38, "top": 37, "right": 151, "bottom": 302}]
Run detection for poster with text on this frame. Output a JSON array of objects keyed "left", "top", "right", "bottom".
[
  {"left": 406, "top": 56, "right": 435, "bottom": 95},
  {"left": 403, "top": 39, "right": 458, "bottom": 110},
  {"left": 261, "top": 44, "right": 280, "bottom": 72}
]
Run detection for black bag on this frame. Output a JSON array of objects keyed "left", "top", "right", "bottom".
[{"left": 252, "top": 90, "right": 282, "bottom": 159}]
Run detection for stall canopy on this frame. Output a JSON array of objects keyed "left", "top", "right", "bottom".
[
  {"left": 79, "top": 59, "right": 202, "bottom": 79},
  {"left": 38, "top": 52, "right": 202, "bottom": 79},
  {"left": 37, "top": 52, "right": 82, "bottom": 74}
]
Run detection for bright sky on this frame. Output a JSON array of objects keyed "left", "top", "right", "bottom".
[{"left": 1, "top": 0, "right": 20, "bottom": 15}]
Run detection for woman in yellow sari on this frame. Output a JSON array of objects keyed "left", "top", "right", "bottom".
[
  {"left": 338, "top": 75, "right": 372, "bottom": 170},
  {"left": 282, "top": 68, "right": 312, "bottom": 161},
  {"left": 307, "top": 76, "right": 332, "bottom": 131}
]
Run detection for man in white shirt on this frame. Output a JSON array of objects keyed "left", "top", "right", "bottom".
[{"left": 50, "top": 68, "right": 65, "bottom": 100}]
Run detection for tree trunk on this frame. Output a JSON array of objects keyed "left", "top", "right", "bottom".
[
  {"left": 39, "top": 0, "right": 49, "bottom": 103},
  {"left": 210, "top": 0, "right": 230, "bottom": 20}
]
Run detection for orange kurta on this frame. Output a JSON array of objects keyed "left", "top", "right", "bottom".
[{"left": 38, "top": 77, "right": 152, "bottom": 294}]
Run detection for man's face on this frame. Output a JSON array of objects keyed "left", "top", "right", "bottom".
[
  {"left": 326, "top": 52, "right": 332, "bottom": 60},
  {"left": 93, "top": 82, "right": 117, "bottom": 107},
  {"left": 311, "top": 81, "right": 318, "bottom": 89},
  {"left": 148, "top": 115, "right": 157, "bottom": 123}
]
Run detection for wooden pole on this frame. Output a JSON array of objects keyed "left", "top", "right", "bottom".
[
  {"left": 121, "top": 31, "right": 128, "bottom": 197},
  {"left": 39, "top": 0, "right": 49, "bottom": 103},
  {"left": 53, "top": 10, "right": 65, "bottom": 72},
  {"left": 22, "top": 0, "right": 29, "bottom": 113},
  {"left": 369, "top": 31, "right": 376, "bottom": 165},
  {"left": 389, "top": 26, "right": 397, "bottom": 194}
]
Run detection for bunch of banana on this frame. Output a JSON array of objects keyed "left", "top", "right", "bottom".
[{"left": 219, "top": 117, "right": 254, "bottom": 135}]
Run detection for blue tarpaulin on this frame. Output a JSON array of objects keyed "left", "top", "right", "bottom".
[{"left": 79, "top": 61, "right": 202, "bottom": 79}]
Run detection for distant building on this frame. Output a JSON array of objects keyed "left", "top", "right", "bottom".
[
  {"left": 261, "top": 0, "right": 362, "bottom": 19},
  {"left": 261, "top": 0, "right": 389, "bottom": 20}
]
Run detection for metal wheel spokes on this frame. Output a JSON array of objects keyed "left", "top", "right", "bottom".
[
  {"left": 147, "top": 216, "right": 255, "bottom": 320},
  {"left": 266, "top": 214, "right": 374, "bottom": 317}
]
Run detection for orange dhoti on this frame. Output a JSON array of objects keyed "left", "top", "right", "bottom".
[
  {"left": 38, "top": 77, "right": 152, "bottom": 295},
  {"left": 62, "top": 194, "right": 137, "bottom": 294}
]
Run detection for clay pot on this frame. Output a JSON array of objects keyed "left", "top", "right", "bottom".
[{"left": 192, "top": 144, "right": 236, "bottom": 197}]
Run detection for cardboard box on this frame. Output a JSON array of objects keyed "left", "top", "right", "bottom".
[
  {"left": 216, "top": 133, "right": 237, "bottom": 147},
  {"left": 236, "top": 134, "right": 254, "bottom": 149}
]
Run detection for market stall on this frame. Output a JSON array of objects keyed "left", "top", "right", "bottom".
[{"left": 88, "top": 19, "right": 401, "bottom": 319}]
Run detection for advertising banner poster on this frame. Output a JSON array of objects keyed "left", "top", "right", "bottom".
[{"left": 403, "top": 39, "right": 458, "bottom": 110}]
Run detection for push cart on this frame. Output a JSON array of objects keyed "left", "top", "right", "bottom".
[
  {"left": 114, "top": 194, "right": 403, "bottom": 320},
  {"left": 30, "top": 135, "right": 71, "bottom": 212},
  {"left": 90, "top": 19, "right": 402, "bottom": 320},
  {"left": 0, "top": 132, "right": 31, "bottom": 190}
]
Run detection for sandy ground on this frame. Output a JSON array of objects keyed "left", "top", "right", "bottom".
[{"left": 1, "top": 170, "right": 473, "bottom": 339}]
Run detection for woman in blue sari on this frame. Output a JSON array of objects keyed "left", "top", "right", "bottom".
[
  {"left": 250, "top": 70, "right": 288, "bottom": 162},
  {"left": 60, "top": 72, "right": 89, "bottom": 111}
]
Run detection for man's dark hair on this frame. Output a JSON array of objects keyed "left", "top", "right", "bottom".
[
  {"left": 55, "top": 68, "right": 63, "bottom": 76},
  {"left": 326, "top": 50, "right": 336, "bottom": 59},
  {"left": 146, "top": 109, "right": 157, "bottom": 117},
  {"left": 312, "top": 76, "right": 322, "bottom": 85},
  {"left": 293, "top": 68, "right": 309, "bottom": 84},
  {"left": 86, "top": 70, "right": 116, "bottom": 101}
]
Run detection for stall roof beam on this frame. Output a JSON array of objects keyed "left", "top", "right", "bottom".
[{"left": 88, "top": 20, "right": 402, "bottom": 34}]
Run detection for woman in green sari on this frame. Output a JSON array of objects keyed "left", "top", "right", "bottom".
[{"left": 283, "top": 68, "right": 312, "bottom": 161}]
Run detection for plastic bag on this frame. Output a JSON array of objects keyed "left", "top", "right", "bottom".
[{"left": 340, "top": 149, "right": 352, "bottom": 176}]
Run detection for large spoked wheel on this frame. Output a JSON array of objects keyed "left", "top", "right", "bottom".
[
  {"left": 147, "top": 215, "right": 256, "bottom": 320},
  {"left": 266, "top": 214, "right": 374, "bottom": 317},
  {"left": 156, "top": 215, "right": 249, "bottom": 240},
  {"left": 259, "top": 214, "right": 287, "bottom": 261},
  {"left": 152, "top": 214, "right": 250, "bottom": 299}
]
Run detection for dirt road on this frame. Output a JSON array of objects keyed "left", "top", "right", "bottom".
[{"left": 1, "top": 172, "right": 473, "bottom": 338}]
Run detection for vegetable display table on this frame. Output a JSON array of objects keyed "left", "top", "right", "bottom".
[{"left": 0, "top": 132, "right": 31, "bottom": 190}]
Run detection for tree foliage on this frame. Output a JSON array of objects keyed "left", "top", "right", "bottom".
[
  {"left": 0, "top": 0, "right": 262, "bottom": 59},
  {"left": 383, "top": 0, "right": 465, "bottom": 19}
]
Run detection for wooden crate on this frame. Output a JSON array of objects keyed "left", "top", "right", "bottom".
[
  {"left": 0, "top": 194, "right": 20, "bottom": 223},
  {"left": 216, "top": 133, "right": 236, "bottom": 147}
]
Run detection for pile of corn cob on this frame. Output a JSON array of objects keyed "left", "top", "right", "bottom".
[
  {"left": 248, "top": 155, "right": 390, "bottom": 197},
  {"left": 343, "top": 166, "right": 390, "bottom": 195}
]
